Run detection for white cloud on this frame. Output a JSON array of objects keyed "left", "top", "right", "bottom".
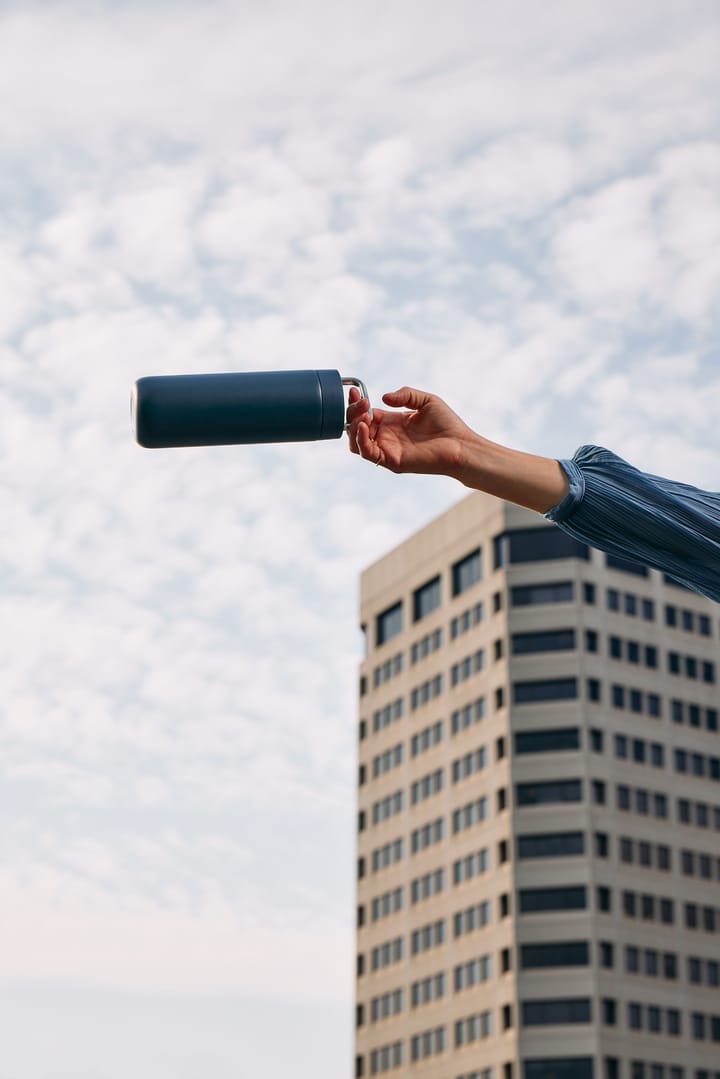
[{"left": 0, "top": 3, "right": 718, "bottom": 1076}]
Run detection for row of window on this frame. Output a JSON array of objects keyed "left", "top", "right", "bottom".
[
  {"left": 364, "top": 724, "right": 720, "bottom": 796},
  {"left": 363, "top": 948, "right": 720, "bottom": 1028},
  {"left": 673, "top": 698, "right": 720, "bottom": 731},
  {"left": 375, "top": 548, "right": 482, "bottom": 646},
  {"left": 370, "top": 789, "right": 403, "bottom": 826},
  {"left": 410, "top": 627, "right": 443, "bottom": 664},
  {"left": 626, "top": 1001, "right": 683, "bottom": 1035},
  {"left": 366, "top": 824, "right": 720, "bottom": 892},
  {"left": 373, "top": 531, "right": 714, "bottom": 652},
  {"left": 410, "top": 718, "right": 443, "bottom": 755},
  {"left": 364, "top": 774, "right": 719, "bottom": 839},
  {"left": 372, "top": 743, "right": 403, "bottom": 778},
  {"left": 372, "top": 652, "right": 403, "bottom": 688},
  {"left": 410, "top": 918, "right": 444, "bottom": 955},
  {"left": 450, "top": 602, "right": 484, "bottom": 640},
  {"left": 453, "top": 848, "right": 489, "bottom": 885},
  {"left": 675, "top": 745, "right": 720, "bottom": 781},
  {"left": 366, "top": 681, "right": 719, "bottom": 758},
  {"left": 369, "top": 838, "right": 403, "bottom": 873},
  {"left": 619, "top": 836, "right": 671, "bottom": 871},
  {"left": 410, "top": 867, "right": 444, "bottom": 905},
  {"left": 410, "top": 673, "right": 444, "bottom": 710},
  {"left": 361, "top": 918, "right": 719, "bottom": 993},
  {"left": 409, "top": 767, "right": 443, "bottom": 805},
  {"left": 370, "top": 887, "right": 403, "bottom": 923},
  {"left": 370, "top": 697, "right": 403, "bottom": 733},
  {"left": 410, "top": 816, "right": 443, "bottom": 854},
  {"left": 367, "top": 1009, "right": 720, "bottom": 1079},
  {"left": 629, "top": 1066, "right": 709, "bottom": 1079},
  {"left": 410, "top": 1024, "right": 445, "bottom": 1062},
  {"left": 450, "top": 648, "right": 485, "bottom": 686}
]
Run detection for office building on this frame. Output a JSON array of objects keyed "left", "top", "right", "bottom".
[{"left": 355, "top": 491, "right": 720, "bottom": 1079}]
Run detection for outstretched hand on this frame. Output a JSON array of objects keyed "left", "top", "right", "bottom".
[{"left": 346, "top": 386, "right": 473, "bottom": 477}]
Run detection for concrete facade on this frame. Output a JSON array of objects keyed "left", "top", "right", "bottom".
[{"left": 354, "top": 491, "right": 720, "bottom": 1079}]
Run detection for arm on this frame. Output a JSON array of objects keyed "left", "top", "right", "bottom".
[
  {"left": 347, "top": 387, "right": 720, "bottom": 603},
  {"left": 346, "top": 386, "right": 568, "bottom": 513}
]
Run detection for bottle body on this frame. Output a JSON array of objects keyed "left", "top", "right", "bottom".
[{"left": 132, "top": 369, "right": 346, "bottom": 448}]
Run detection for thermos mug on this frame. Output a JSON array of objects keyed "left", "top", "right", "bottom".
[{"left": 132, "top": 370, "right": 371, "bottom": 448}]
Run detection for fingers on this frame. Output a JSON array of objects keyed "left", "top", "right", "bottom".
[
  {"left": 382, "top": 386, "right": 435, "bottom": 411},
  {"left": 346, "top": 388, "right": 370, "bottom": 455},
  {"left": 346, "top": 392, "right": 370, "bottom": 425},
  {"left": 357, "top": 420, "right": 384, "bottom": 466}
]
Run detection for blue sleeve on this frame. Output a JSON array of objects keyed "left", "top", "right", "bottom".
[{"left": 544, "top": 445, "right": 720, "bottom": 603}]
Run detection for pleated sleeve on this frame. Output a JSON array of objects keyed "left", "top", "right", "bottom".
[{"left": 545, "top": 445, "right": 720, "bottom": 603}]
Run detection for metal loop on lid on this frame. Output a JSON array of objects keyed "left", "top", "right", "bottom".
[{"left": 341, "top": 376, "right": 373, "bottom": 430}]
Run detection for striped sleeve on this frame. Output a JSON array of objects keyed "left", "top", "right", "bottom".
[{"left": 544, "top": 445, "right": 720, "bottom": 604}]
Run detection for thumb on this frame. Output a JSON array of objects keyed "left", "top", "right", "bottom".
[{"left": 382, "top": 386, "right": 435, "bottom": 411}]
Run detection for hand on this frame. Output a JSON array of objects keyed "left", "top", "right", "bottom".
[{"left": 346, "top": 385, "right": 473, "bottom": 477}]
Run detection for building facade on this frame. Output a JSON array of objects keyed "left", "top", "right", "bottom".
[{"left": 355, "top": 491, "right": 720, "bottom": 1079}]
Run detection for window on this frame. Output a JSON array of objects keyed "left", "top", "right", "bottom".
[
  {"left": 518, "top": 832, "right": 585, "bottom": 858},
  {"left": 452, "top": 548, "right": 482, "bottom": 595},
  {"left": 494, "top": 527, "right": 590, "bottom": 567},
  {"left": 597, "top": 886, "right": 612, "bottom": 912},
  {"left": 512, "top": 581, "right": 574, "bottom": 606},
  {"left": 519, "top": 886, "right": 587, "bottom": 914},
  {"left": 456, "top": 1009, "right": 493, "bottom": 1047},
  {"left": 513, "top": 678, "right": 578, "bottom": 704},
  {"left": 522, "top": 998, "right": 592, "bottom": 1025},
  {"left": 413, "top": 576, "right": 441, "bottom": 622},
  {"left": 523, "top": 1059, "right": 593, "bottom": 1079},
  {"left": 515, "top": 727, "right": 580, "bottom": 754},
  {"left": 595, "top": 831, "right": 609, "bottom": 857},
  {"left": 606, "top": 553, "right": 649, "bottom": 576},
  {"left": 376, "top": 602, "right": 403, "bottom": 646},
  {"left": 512, "top": 629, "right": 576, "bottom": 654},
  {"left": 520, "top": 941, "right": 589, "bottom": 968},
  {"left": 600, "top": 941, "right": 614, "bottom": 968},
  {"left": 516, "top": 779, "right": 582, "bottom": 806}
]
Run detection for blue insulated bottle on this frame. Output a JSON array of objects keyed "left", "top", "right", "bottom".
[{"left": 132, "top": 370, "right": 368, "bottom": 448}]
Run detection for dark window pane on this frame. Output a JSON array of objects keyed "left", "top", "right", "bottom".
[
  {"left": 517, "top": 780, "right": 583, "bottom": 806},
  {"left": 515, "top": 728, "right": 580, "bottom": 754},
  {"left": 452, "top": 548, "right": 482, "bottom": 596},
  {"left": 494, "top": 527, "right": 590, "bottom": 568},
  {"left": 518, "top": 832, "right": 585, "bottom": 859},
  {"left": 524, "top": 1058, "right": 593, "bottom": 1079},
  {"left": 519, "top": 886, "right": 587, "bottom": 914},
  {"left": 522, "top": 998, "right": 592, "bottom": 1026},
  {"left": 413, "top": 577, "right": 441, "bottom": 622},
  {"left": 512, "top": 629, "right": 576, "bottom": 654},
  {"left": 376, "top": 601, "right": 403, "bottom": 646},
  {"left": 514, "top": 678, "right": 578, "bottom": 704},
  {"left": 512, "top": 580, "right": 574, "bottom": 606},
  {"left": 606, "top": 554, "right": 649, "bottom": 576},
  {"left": 520, "top": 941, "right": 590, "bottom": 969}
]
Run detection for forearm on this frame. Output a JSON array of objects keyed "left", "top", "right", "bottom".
[{"left": 450, "top": 430, "right": 568, "bottom": 514}]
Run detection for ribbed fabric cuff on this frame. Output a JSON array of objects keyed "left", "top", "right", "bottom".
[{"left": 544, "top": 458, "right": 586, "bottom": 523}]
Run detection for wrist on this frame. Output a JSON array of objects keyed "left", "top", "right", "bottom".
[{"left": 448, "top": 430, "right": 492, "bottom": 487}]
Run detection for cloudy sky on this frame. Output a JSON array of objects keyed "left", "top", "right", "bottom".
[{"left": 1, "top": 1, "right": 718, "bottom": 1075}]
